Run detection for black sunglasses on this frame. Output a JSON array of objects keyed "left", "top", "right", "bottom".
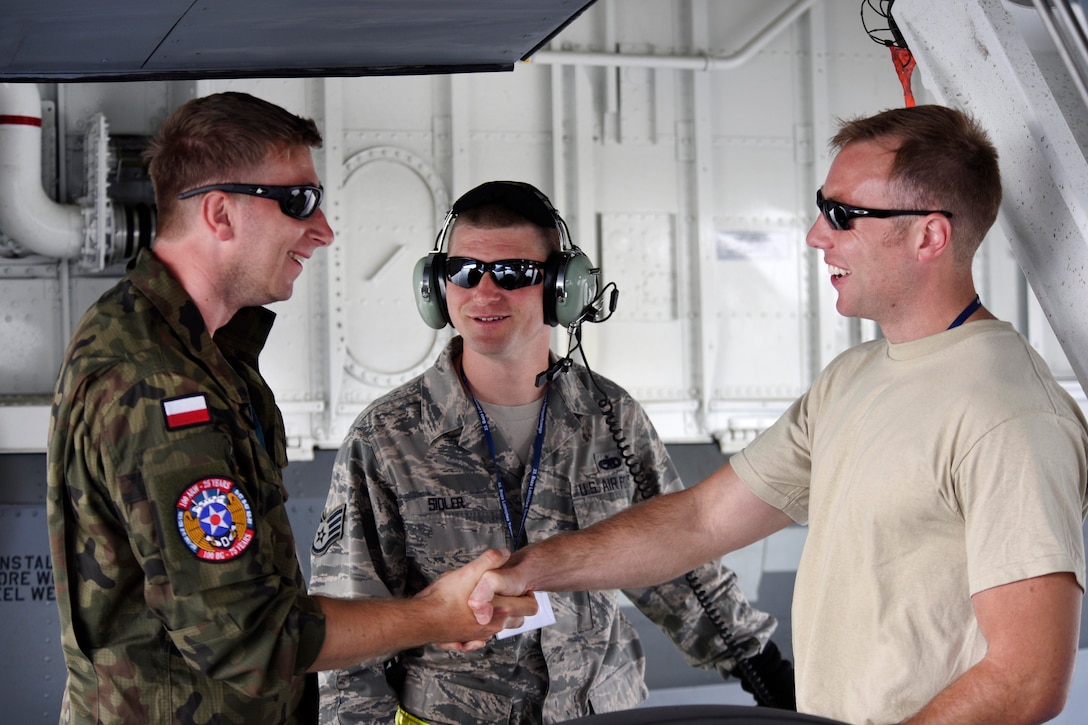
[
  {"left": 445, "top": 257, "right": 545, "bottom": 291},
  {"left": 177, "top": 183, "right": 324, "bottom": 220},
  {"left": 816, "top": 188, "right": 952, "bottom": 231}
]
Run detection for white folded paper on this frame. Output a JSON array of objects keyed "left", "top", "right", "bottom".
[{"left": 496, "top": 591, "right": 556, "bottom": 640}]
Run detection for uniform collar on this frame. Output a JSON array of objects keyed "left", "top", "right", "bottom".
[
  {"left": 420, "top": 336, "right": 593, "bottom": 447},
  {"left": 128, "top": 248, "right": 275, "bottom": 355},
  {"left": 127, "top": 247, "right": 276, "bottom": 401}
]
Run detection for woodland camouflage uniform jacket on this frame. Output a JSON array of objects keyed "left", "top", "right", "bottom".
[
  {"left": 46, "top": 248, "right": 325, "bottom": 725},
  {"left": 310, "top": 338, "right": 775, "bottom": 725}
]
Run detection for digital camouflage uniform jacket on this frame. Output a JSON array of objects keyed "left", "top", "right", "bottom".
[
  {"left": 309, "top": 338, "right": 775, "bottom": 725},
  {"left": 46, "top": 248, "right": 326, "bottom": 725}
]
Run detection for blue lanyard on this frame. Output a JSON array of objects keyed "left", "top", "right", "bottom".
[
  {"left": 461, "top": 370, "right": 549, "bottom": 551},
  {"left": 947, "top": 295, "right": 981, "bottom": 330}
]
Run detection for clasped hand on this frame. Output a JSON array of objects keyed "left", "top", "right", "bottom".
[
  {"left": 431, "top": 548, "right": 534, "bottom": 651},
  {"left": 422, "top": 548, "right": 536, "bottom": 651}
]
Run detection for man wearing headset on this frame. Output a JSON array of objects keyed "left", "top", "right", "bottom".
[
  {"left": 308, "top": 180, "right": 794, "bottom": 724},
  {"left": 469, "top": 108, "right": 1088, "bottom": 725},
  {"left": 46, "top": 94, "right": 534, "bottom": 725}
]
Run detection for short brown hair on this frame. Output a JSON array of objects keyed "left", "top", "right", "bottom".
[
  {"left": 831, "top": 105, "right": 1001, "bottom": 263},
  {"left": 450, "top": 203, "right": 561, "bottom": 255},
  {"left": 144, "top": 92, "right": 322, "bottom": 233}
]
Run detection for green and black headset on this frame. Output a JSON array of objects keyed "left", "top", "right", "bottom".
[{"left": 413, "top": 180, "right": 600, "bottom": 330}]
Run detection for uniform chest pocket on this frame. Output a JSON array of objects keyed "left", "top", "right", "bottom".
[
  {"left": 569, "top": 470, "right": 634, "bottom": 530},
  {"left": 400, "top": 491, "right": 509, "bottom": 569}
]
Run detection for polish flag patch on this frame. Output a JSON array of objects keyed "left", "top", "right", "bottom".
[{"left": 162, "top": 394, "right": 212, "bottom": 430}]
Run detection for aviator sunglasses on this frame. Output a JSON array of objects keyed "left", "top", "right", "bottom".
[
  {"left": 177, "top": 183, "right": 324, "bottom": 220},
  {"left": 816, "top": 188, "right": 952, "bottom": 231},
  {"left": 445, "top": 256, "right": 546, "bottom": 291}
]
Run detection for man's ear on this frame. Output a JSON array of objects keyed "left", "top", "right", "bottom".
[
  {"left": 915, "top": 213, "right": 952, "bottom": 264},
  {"left": 200, "top": 191, "right": 236, "bottom": 241}
]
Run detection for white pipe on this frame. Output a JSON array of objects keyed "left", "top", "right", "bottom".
[
  {"left": 528, "top": 0, "right": 818, "bottom": 71},
  {"left": 0, "top": 83, "right": 83, "bottom": 259}
]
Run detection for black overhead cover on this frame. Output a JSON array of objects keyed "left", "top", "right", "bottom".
[{"left": 0, "top": 0, "right": 596, "bottom": 81}]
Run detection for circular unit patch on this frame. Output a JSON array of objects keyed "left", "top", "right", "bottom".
[{"left": 176, "top": 477, "right": 255, "bottom": 561}]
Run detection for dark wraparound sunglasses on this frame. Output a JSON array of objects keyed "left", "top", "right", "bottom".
[
  {"left": 445, "top": 257, "right": 545, "bottom": 290},
  {"left": 816, "top": 188, "right": 952, "bottom": 231},
  {"left": 177, "top": 183, "right": 324, "bottom": 220}
]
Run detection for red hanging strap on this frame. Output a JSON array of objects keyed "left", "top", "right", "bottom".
[{"left": 890, "top": 46, "right": 916, "bottom": 107}]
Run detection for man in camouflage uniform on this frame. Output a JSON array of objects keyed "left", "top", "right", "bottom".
[
  {"left": 46, "top": 94, "right": 534, "bottom": 725},
  {"left": 309, "top": 180, "right": 794, "bottom": 725}
]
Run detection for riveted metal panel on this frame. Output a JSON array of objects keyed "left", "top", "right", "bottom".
[{"left": 0, "top": 505, "right": 64, "bottom": 723}]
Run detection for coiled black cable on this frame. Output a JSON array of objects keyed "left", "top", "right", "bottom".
[{"left": 569, "top": 336, "right": 780, "bottom": 708}]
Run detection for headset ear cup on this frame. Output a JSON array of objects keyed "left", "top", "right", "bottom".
[
  {"left": 413, "top": 252, "right": 449, "bottom": 329},
  {"left": 542, "top": 253, "right": 562, "bottom": 327},
  {"left": 543, "top": 250, "right": 599, "bottom": 327}
]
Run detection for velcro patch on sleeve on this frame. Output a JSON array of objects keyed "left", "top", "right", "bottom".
[
  {"left": 176, "top": 478, "right": 254, "bottom": 561},
  {"left": 162, "top": 393, "right": 212, "bottom": 430},
  {"left": 311, "top": 504, "right": 346, "bottom": 556}
]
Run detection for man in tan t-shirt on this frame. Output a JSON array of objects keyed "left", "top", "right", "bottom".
[{"left": 467, "top": 106, "right": 1088, "bottom": 725}]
